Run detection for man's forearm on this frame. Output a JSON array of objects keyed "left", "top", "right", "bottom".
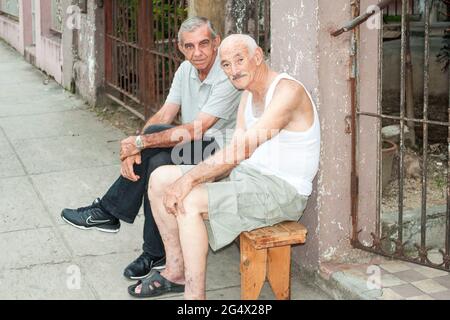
[
  {"left": 186, "top": 161, "right": 235, "bottom": 187},
  {"left": 141, "top": 113, "right": 170, "bottom": 133},
  {"left": 141, "top": 123, "right": 200, "bottom": 149}
]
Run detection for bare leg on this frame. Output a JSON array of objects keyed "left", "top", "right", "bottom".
[
  {"left": 149, "top": 166, "right": 186, "bottom": 283},
  {"left": 176, "top": 185, "right": 209, "bottom": 299},
  {"left": 133, "top": 165, "right": 184, "bottom": 294},
  {"left": 134, "top": 165, "right": 210, "bottom": 299}
]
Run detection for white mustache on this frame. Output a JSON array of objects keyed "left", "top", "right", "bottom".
[{"left": 232, "top": 74, "right": 246, "bottom": 81}]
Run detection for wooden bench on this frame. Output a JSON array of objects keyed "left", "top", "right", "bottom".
[{"left": 239, "top": 221, "right": 307, "bottom": 300}]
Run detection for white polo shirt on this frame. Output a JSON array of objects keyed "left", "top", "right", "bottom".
[{"left": 165, "top": 55, "right": 242, "bottom": 148}]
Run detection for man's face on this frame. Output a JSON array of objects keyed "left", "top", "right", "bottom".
[
  {"left": 219, "top": 42, "right": 256, "bottom": 90},
  {"left": 179, "top": 24, "right": 218, "bottom": 71}
]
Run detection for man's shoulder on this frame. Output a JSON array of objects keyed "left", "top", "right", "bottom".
[
  {"left": 176, "top": 60, "right": 192, "bottom": 74},
  {"left": 276, "top": 78, "right": 306, "bottom": 100}
]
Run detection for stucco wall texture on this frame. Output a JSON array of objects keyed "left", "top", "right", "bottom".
[{"left": 63, "top": 0, "right": 104, "bottom": 106}]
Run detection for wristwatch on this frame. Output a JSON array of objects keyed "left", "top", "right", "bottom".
[{"left": 135, "top": 135, "right": 144, "bottom": 151}]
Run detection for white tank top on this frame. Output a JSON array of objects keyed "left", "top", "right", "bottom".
[{"left": 240, "top": 73, "right": 321, "bottom": 196}]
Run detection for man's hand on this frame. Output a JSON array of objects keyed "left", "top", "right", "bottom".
[
  {"left": 120, "top": 136, "right": 140, "bottom": 161},
  {"left": 120, "top": 153, "right": 142, "bottom": 182},
  {"left": 163, "top": 176, "right": 194, "bottom": 216}
]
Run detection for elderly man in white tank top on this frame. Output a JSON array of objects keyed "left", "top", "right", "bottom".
[{"left": 128, "top": 34, "right": 321, "bottom": 299}]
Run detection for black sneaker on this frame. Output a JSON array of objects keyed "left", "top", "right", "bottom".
[
  {"left": 123, "top": 252, "right": 166, "bottom": 280},
  {"left": 61, "top": 198, "right": 120, "bottom": 233}
]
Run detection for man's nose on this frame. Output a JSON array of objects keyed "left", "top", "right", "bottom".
[
  {"left": 193, "top": 45, "right": 202, "bottom": 57},
  {"left": 231, "top": 63, "right": 239, "bottom": 75}
]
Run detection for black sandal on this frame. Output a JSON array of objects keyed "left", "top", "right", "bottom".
[{"left": 128, "top": 269, "right": 185, "bottom": 298}]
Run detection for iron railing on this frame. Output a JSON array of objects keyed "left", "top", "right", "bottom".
[
  {"left": 334, "top": 0, "right": 450, "bottom": 271},
  {"left": 105, "top": 0, "right": 187, "bottom": 120}
]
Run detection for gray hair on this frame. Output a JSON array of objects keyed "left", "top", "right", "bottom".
[
  {"left": 178, "top": 16, "right": 218, "bottom": 44},
  {"left": 219, "top": 34, "right": 258, "bottom": 57}
]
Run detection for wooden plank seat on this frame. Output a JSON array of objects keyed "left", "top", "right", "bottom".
[{"left": 239, "top": 221, "right": 307, "bottom": 300}]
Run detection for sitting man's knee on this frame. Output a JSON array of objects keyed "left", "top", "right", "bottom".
[
  {"left": 149, "top": 165, "right": 182, "bottom": 196},
  {"left": 143, "top": 124, "right": 174, "bottom": 135},
  {"left": 179, "top": 189, "right": 208, "bottom": 219}
]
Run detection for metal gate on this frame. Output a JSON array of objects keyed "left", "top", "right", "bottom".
[
  {"left": 334, "top": 0, "right": 450, "bottom": 271},
  {"left": 105, "top": 0, "right": 187, "bottom": 120}
]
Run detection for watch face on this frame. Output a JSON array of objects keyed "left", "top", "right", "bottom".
[{"left": 136, "top": 136, "right": 143, "bottom": 149}]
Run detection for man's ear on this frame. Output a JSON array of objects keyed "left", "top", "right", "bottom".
[
  {"left": 178, "top": 41, "right": 184, "bottom": 53},
  {"left": 254, "top": 47, "right": 264, "bottom": 65},
  {"left": 213, "top": 35, "right": 221, "bottom": 51}
]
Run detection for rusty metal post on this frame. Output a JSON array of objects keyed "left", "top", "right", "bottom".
[
  {"left": 395, "top": 0, "right": 408, "bottom": 256},
  {"left": 105, "top": 0, "right": 112, "bottom": 90},
  {"left": 419, "top": 0, "right": 431, "bottom": 263},
  {"left": 350, "top": 0, "right": 360, "bottom": 245},
  {"left": 138, "top": 0, "right": 152, "bottom": 119},
  {"left": 447, "top": 34, "right": 450, "bottom": 269}
]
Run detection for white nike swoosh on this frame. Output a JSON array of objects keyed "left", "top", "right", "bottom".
[{"left": 86, "top": 216, "right": 111, "bottom": 225}]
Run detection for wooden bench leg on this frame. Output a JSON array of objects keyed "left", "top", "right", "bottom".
[
  {"left": 240, "top": 234, "right": 267, "bottom": 300},
  {"left": 267, "top": 245, "right": 291, "bottom": 300}
]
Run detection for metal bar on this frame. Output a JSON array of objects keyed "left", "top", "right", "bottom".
[
  {"left": 447, "top": 30, "right": 450, "bottom": 270},
  {"left": 397, "top": 0, "right": 408, "bottom": 254},
  {"left": 353, "top": 241, "right": 449, "bottom": 272},
  {"left": 106, "top": 82, "right": 141, "bottom": 104},
  {"left": 357, "top": 112, "right": 450, "bottom": 127},
  {"left": 132, "top": 3, "right": 137, "bottom": 97},
  {"left": 125, "top": 4, "right": 130, "bottom": 95},
  {"left": 420, "top": 0, "right": 431, "bottom": 262},
  {"left": 264, "top": 0, "right": 270, "bottom": 54},
  {"left": 105, "top": 0, "right": 113, "bottom": 88},
  {"left": 106, "top": 93, "right": 145, "bottom": 121},
  {"left": 254, "top": 0, "right": 260, "bottom": 45},
  {"left": 139, "top": 0, "right": 153, "bottom": 119},
  {"left": 106, "top": 34, "right": 141, "bottom": 50},
  {"left": 161, "top": 0, "right": 166, "bottom": 103},
  {"left": 376, "top": 1, "right": 384, "bottom": 244},
  {"left": 350, "top": 0, "right": 360, "bottom": 245},
  {"left": 331, "top": 0, "right": 395, "bottom": 37}
]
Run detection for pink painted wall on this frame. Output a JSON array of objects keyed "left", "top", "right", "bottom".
[
  {"left": 34, "top": 0, "right": 62, "bottom": 84},
  {"left": 0, "top": 13, "right": 23, "bottom": 54},
  {"left": 21, "top": 0, "right": 32, "bottom": 46}
]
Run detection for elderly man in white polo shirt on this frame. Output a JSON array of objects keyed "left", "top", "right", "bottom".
[{"left": 61, "top": 17, "right": 242, "bottom": 281}]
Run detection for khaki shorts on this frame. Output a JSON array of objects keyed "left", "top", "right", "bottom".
[{"left": 179, "top": 164, "right": 308, "bottom": 251}]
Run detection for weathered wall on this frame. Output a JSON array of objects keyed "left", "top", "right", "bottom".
[
  {"left": 271, "top": 0, "right": 381, "bottom": 270},
  {"left": 357, "top": 0, "right": 380, "bottom": 247},
  {"left": 0, "top": 9, "right": 23, "bottom": 54},
  {"left": 61, "top": 0, "right": 104, "bottom": 106},
  {"left": 35, "top": 0, "right": 63, "bottom": 84},
  {"left": 271, "top": 0, "right": 321, "bottom": 270},
  {"left": 188, "top": 0, "right": 226, "bottom": 37}
]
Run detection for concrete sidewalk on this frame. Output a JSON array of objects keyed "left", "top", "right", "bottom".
[{"left": 0, "top": 40, "right": 331, "bottom": 300}]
